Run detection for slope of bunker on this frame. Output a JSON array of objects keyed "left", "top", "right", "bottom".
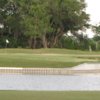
[{"left": 72, "top": 63, "right": 100, "bottom": 70}]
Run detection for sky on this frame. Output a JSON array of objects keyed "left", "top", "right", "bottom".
[
  {"left": 85, "top": 0, "right": 100, "bottom": 38},
  {"left": 85, "top": 0, "right": 100, "bottom": 25}
]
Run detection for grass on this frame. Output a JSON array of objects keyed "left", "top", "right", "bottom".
[
  {"left": 0, "top": 48, "right": 99, "bottom": 68},
  {"left": 0, "top": 91, "right": 100, "bottom": 100},
  {"left": 0, "top": 49, "right": 100, "bottom": 100}
]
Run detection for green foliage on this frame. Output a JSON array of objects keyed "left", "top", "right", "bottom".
[
  {"left": 93, "top": 24, "right": 100, "bottom": 34},
  {"left": 60, "top": 35, "right": 96, "bottom": 51},
  {"left": 0, "top": 0, "right": 90, "bottom": 49},
  {"left": 60, "top": 36, "right": 79, "bottom": 49},
  {"left": 19, "top": 0, "right": 52, "bottom": 37}
]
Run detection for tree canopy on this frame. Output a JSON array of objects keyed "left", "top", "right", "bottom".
[{"left": 0, "top": 0, "right": 90, "bottom": 49}]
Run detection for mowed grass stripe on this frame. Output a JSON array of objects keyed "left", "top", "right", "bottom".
[
  {"left": 0, "top": 91, "right": 100, "bottom": 100},
  {"left": 0, "top": 48, "right": 100, "bottom": 54},
  {"left": 0, "top": 48, "right": 99, "bottom": 68},
  {"left": 0, "top": 53, "right": 90, "bottom": 67}
]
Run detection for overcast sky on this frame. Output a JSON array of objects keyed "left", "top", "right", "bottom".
[
  {"left": 85, "top": 0, "right": 100, "bottom": 38},
  {"left": 85, "top": 0, "right": 100, "bottom": 25}
]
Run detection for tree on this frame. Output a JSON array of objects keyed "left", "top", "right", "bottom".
[
  {"left": 46, "top": 0, "right": 89, "bottom": 47},
  {"left": 92, "top": 24, "right": 100, "bottom": 50},
  {"left": 17, "top": 0, "right": 52, "bottom": 48},
  {"left": 0, "top": 0, "right": 90, "bottom": 49}
]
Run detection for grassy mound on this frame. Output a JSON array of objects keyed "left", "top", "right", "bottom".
[{"left": 0, "top": 48, "right": 99, "bottom": 68}]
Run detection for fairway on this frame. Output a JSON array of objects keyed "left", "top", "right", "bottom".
[
  {"left": 0, "top": 0, "right": 100, "bottom": 99},
  {"left": 0, "top": 48, "right": 99, "bottom": 68},
  {"left": 0, "top": 49, "right": 100, "bottom": 100},
  {"left": 0, "top": 91, "right": 100, "bottom": 100}
]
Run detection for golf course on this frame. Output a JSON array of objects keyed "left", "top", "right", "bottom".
[
  {"left": 0, "top": 49, "right": 100, "bottom": 100},
  {"left": 0, "top": 91, "right": 100, "bottom": 100},
  {"left": 0, "top": 48, "right": 99, "bottom": 68},
  {"left": 1, "top": 0, "right": 100, "bottom": 99}
]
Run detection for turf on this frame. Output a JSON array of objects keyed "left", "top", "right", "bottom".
[
  {"left": 0, "top": 91, "right": 100, "bottom": 100},
  {"left": 0, "top": 48, "right": 99, "bottom": 68}
]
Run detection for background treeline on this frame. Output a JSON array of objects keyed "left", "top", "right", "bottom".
[{"left": 0, "top": 0, "right": 99, "bottom": 50}]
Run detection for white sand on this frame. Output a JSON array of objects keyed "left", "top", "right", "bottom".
[
  {"left": 72, "top": 63, "right": 100, "bottom": 70},
  {"left": 0, "top": 75, "right": 100, "bottom": 91}
]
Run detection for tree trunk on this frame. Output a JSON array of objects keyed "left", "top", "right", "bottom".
[
  {"left": 33, "top": 36, "right": 36, "bottom": 49},
  {"left": 96, "top": 42, "right": 98, "bottom": 51},
  {"left": 52, "top": 36, "right": 58, "bottom": 47},
  {"left": 89, "top": 45, "right": 92, "bottom": 52},
  {"left": 42, "top": 35, "right": 47, "bottom": 48},
  {"left": 28, "top": 36, "right": 33, "bottom": 49},
  {"left": 50, "top": 30, "right": 63, "bottom": 48}
]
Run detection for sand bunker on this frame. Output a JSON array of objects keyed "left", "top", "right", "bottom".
[
  {"left": 72, "top": 63, "right": 100, "bottom": 70},
  {"left": 0, "top": 63, "right": 100, "bottom": 75},
  {"left": 0, "top": 75, "right": 100, "bottom": 91}
]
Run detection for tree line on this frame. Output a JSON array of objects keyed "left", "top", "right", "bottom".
[{"left": 0, "top": 0, "right": 93, "bottom": 49}]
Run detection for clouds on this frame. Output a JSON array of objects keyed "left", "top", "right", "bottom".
[{"left": 85, "top": 0, "right": 100, "bottom": 25}]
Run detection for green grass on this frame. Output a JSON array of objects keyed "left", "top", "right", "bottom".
[
  {"left": 0, "top": 48, "right": 99, "bottom": 68},
  {"left": 0, "top": 91, "right": 100, "bottom": 100},
  {"left": 0, "top": 48, "right": 100, "bottom": 54}
]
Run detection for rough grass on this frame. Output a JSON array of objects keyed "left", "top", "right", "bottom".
[
  {"left": 0, "top": 48, "right": 100, "bottom": 54},
  {"left": 0, "top": 91, "right": 100, "bottom": 100},
  {"left": 0, "top": 48, "right": 99, "bottom": 68}
]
